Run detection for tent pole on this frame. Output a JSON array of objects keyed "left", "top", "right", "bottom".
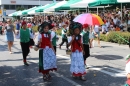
[
  {"left": 86, "top": 7, "right": 87, "bottom": 13},
  {"left": 97, "top": 7, "right": 98, "bottom": 15},
  {"left": 121, "top": 3, "right": 123, "bottom": 22}
]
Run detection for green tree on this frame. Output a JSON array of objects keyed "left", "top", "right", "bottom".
[{"left": 16, "top": 7, "right": 25, "bottom": 11}]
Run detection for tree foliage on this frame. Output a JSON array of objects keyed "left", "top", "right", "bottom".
[{"left": 16, "top": 7, "right": 25, "bottom": 11}]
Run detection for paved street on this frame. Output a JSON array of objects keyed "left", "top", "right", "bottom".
[{"left": 0, "top": 34, "right": 129, "bottom": 86}]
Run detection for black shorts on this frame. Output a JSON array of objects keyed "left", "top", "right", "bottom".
[
  {"left": 83, "top": 44, "right": 90, "bottom": 61},
  {"left": 29, "top": 39, "right": 35, "bottom": 46},
  {"left": 53, "top": 46, "right": 56, "bottom": 52}
]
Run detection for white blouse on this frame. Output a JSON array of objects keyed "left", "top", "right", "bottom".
[{"left": 38, "top": 33, "right": 52, "bottom": 42}]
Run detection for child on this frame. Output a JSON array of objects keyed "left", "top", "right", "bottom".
[
  {"left": 27, "top": 23, "right": 35, "bottom": 48},
  {"left": 38, "top": 22, "right": 57, "bottom": 81},
  {"left": 17, "top": 21, "right": 33, "bottom": 66},
  {"left": 50, "top": 23, "right": 57, "bottom": 53},
  {"left": 80, "top": 24, "right": 90, "bottom": 68},
  {"left": 125, "top": 54, "right": 130, "bottom": 86},
  {"left": 68, "top": 22, "right": 86, "bottom": 81},
  {"left": 59, "top": 24, "right": 68, "bottom": 49}
]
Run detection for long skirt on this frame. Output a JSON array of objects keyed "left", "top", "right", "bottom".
[
  {"left": 70, "top": 50, "right": 86, "bottom": 76},
  {"left": 39, "top": 47, "right": 57, "bottom": 74}
]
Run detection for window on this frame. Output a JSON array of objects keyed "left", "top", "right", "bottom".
[
  {"left": 28, "top": 5, "right": 32, "bottom": 9},
  {"left": 23, "top": 5, "right": 28, "bottom": 9},
  {"left": 16, "top": 5, "right": 21, "bottom": 8},
  {"left": 10, "top": 5, "right": 15, "bottom": 10},
  {"left": 4, "top": 5, "right": 9, "bottom": 10}
]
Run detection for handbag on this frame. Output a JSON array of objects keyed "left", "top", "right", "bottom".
[
  {"left": 34, "top": 45, "right": 39, "bottom": 51},
  {"left": 66, "top": 49, "right": 71, "bottom": 55}
]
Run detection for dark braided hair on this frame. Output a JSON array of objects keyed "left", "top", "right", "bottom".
[
  {"left": 69, "top": 22, "right": 83, "bottom": 40},
  {"left": 38, "top": 21, "right": 52, "bottom": 34}
]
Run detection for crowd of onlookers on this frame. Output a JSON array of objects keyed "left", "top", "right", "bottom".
[{"left": 0, "top": 7, "right": 130, "bottom": 36}]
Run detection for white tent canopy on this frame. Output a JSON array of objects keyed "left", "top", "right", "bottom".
[
  {"left": 17, "top": 6, "right": 37, "bottom": 16},
  {"left": 44, "top": 1, "right": 67, "bottom": 12},
  {"left": 117, "top": 0, "right": 130, "bottom": 3},
  {"left": 28, "top": 4, "right": 50, "bottom": 15},
  {"left": 70, "top": 0, "right": 96, "bottom": 8}
]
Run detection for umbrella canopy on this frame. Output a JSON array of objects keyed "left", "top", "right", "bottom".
[
  {"left": 35, "top": 3, "right": 56, "bottom": 13},
  {"left": 28, "top": 4, "right": 50, "bottom": 15},
  {"left": 70, "top": 0, "right": 96, "bottom": 8},
  {"left": 17, "top": 6, "right": 38, "bottom": 16},
  {"left": 44, "top": 1, "right": 67, "bottom": 12},
  {"left": 55, "top": 0, "right": 81, "bottom": 11},
  {"left": 73, "top": 13, "right": 104, "bottom": 25},
  {"left": 117, "top": 0, "right": 130, "bottom": 3},
  {"left": 8, "top": 11, "right": 21, "bottom": 16},
  {"left": 88, "top": 0, "right": 117, "bottom": 7}
]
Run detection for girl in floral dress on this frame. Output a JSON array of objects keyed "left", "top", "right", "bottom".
[
  {"left": 38, "top": 22, "right": 57, "bottom": 81},
  {"left": 68, "top": 22, "right": 86, "bottom": 81}
]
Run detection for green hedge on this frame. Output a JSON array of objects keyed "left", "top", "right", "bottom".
[
  {"left": 57, "top": 29, "right": 130, "bottom": 45},
  {"left": 100, "top": 31, "right": 130, "bottom": 45}
]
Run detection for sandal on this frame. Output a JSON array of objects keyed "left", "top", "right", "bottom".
[
  {"left": 43, "top": 74, "right": 49, "bottom": 81},
  {"left": 80, "top": 76, "right": 86, "bottom": 81},
  {"left": 48, "top": 74, "right": 51, "bottom": 79}
]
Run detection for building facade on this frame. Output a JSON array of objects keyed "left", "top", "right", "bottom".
[{"left": 0, "top": 0, "right": 64, "bottom": 15}]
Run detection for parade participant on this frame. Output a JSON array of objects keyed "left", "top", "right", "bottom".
[
  {"left": 68, "top": 22, "right": 86, "bottom": 81},
  {"left": 59, "top": 24, "right": 68, "bottom": 49},
  {"left": 27, "top": 23, "right": 35, "bottom": 48},
  {"left": 17, "top": 21, "right": 32, "bottom": 66},
  {"left": 38, "top": 22, "right": 57, "bottom": 81},
  {"left": 51, "top": 24, "right": 57, "bottom": 52},
  {"left": 80, "top": 24, "right": 90, "bottom": 68},
  {"left": 125, "top": 54, "right": 130, "bottom": 86},
  {"left": 0, "top": 22, "right": 2, "bottom": 35},
  {"left": 2, "top": 19, "right": 15, "bottom": 54}
]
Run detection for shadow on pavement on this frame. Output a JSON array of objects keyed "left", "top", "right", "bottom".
[
  {"left": 56, "top": 58, "right": 126, "bottom": 86},
  {"left": 0, "top": 45, "right": 8, "bottom": 51},
  {"left": 91, "top": 54, "right": 123, "bottom": 60}
]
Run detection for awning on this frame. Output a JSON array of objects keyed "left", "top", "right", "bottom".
[
  {"left": 8, "top": 11, "right": 21, "bottom": 16},
  {"left": 28, "top": 4, "right": 49, "bottom": 14},
  {"left": 70, "top": 0, "right": 96, "bottom": 8},
  {"left": 55, "top": 0, "right": 81, "bottom": 11},
  {"left": 117, "top": 0, "right": 130, "bottom": 3},
  {"left": 44, "top": 1, "right": 67, "bottom": 12},
  {"left": 35, "top": 3, "right": 56, "bottom": 12},
  {"left": 88, "top": 0, "right": 117, "bottom": 7},
  {"left": 17, "top": 6, "right": 38, "bottom": 16}
]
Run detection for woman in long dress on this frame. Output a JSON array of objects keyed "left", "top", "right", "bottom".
[
  {"left": 68, "top": 22, "right": 86, "bottom": 81},
  {"left": 38, "top": 22, "right": 57, "bottom": 81}
]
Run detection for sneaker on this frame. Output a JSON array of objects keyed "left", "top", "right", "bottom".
[
  {"left": 59, "top": 45, "right": 61, "bottom": 49},
  {"left": 24, "top": 62, "right": 29, "bottom": 66},
  {"left": 85, "top": 65, "right": 89, "bottom": 69}
]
